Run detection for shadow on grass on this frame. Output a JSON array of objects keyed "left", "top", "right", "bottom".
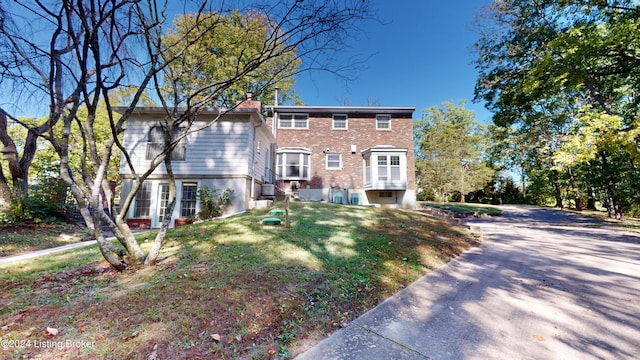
[{"left": 0, "top": 201, "right": 476, "bottom": 360}]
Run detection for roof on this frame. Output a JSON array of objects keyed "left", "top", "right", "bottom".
[
  {"left": 111, "top": 106, "right": 261, "bottom": 116},
  {"left": 111, "top": 106, "right": 266, "bottom": 127},
  {"left": 266, "top": 105, "right": 415, "bottom": 116}
]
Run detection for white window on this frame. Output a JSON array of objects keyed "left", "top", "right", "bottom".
[
  {"left": 326, "top": 153, "right": 342, "bottom": 169},
  {"left": 390, "top": 155, "right": 401, "bottom": 181},
  {"left": 376, "top": 115, "right": 391, "bottom": 130},
  {"left": 276, "top": 151, "right": 310, "bottom": 180},
  {"left": 158, "top": 183, "right": 170, "bottom": 222},
  {"left": 364, "top": 157, "right": 371, "bottom": 185},
  {"left": 332, "top": 114, "right": 347, "bottom": 130},
  {"left": 146, "top": 126, "right": 186, "bottom": 161},
  {"left": 278, "top": 114, "right": 308, "bottom": 129},
  {"left": 377, "top": 156, "right": 388, "bottom": 181},
  {"left": 180, "top": 182, "right": 198, "bottom": 218},
  {"left": 134, "top": 182, "right": 152, "bottom": 217}
]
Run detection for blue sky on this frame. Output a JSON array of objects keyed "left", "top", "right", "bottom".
[{"left": 294, "top": 0, "right": 492, "bottom": 124}]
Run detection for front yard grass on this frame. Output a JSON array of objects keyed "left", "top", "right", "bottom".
[
  {"left": 567, "top": 209, "right": 640, "bottom": 234},
  {"left": 0, "top": 202, "right": 478, "bottom": 359},
  {"left": 420, "top": 201, "right": 503, "bottom": 216},
  {"left": 0, "top": 222, "right": 89, "bottom": 257}
]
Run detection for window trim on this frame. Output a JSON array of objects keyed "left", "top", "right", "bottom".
[
  {"left": 145, "top": 125, "right": 186, "bottom": 161},
  {"left": 278, "top": 114, "right": 309, "bottom": 129},
  {"left": 376, "top": 114, "right": 391, "bottom": 130},
  {"left": 180, "top": 182, "right": 198, "bottom": 218},
  {"left": 133, "top": 182, "right": 152, "bottom": 218},
  {"left": 332, "top": 114, "right": 348, "bottom": 130},
  {"left": 276, "top": 148, "right": 311, "bottom": 180},
  {"left": 325, "top": 153, "right": 342, "bottom": 170}
]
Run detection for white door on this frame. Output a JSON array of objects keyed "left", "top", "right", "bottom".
[{"left": 155, "top": 183, "right": 170, "bottom": 227}]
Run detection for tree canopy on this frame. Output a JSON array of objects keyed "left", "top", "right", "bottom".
[
  {"left": 414, "top": 101, "right": 493, "bottom": 203},
  {"left": 0, "top": 0, "right": 372, "bottom": 269},
  {"left": 474, "top": 0, "right": 640, "bottom": 217},
  {"left": 162, "top": 10, "right": 300, "bottom": 108}
]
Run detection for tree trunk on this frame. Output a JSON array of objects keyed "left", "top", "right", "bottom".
[
  {"left": 553, "top": 182, "right": 563, "bottom": 208},
  {"left": 0, "top": 108, "right": 57, "bottom": 195},
  {"left": 600, "top": 152, "right": 622, "bottom": 219},
  {"left": 145, "top": 155, "right": 177, "bottom": 266},
  {"left": 567, "top": 167, "right": 582, "bottom": 211}
]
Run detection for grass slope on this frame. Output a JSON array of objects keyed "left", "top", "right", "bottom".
[
  {"left": 420, "top": 201, "right": 503, "bottom": 216},
  {"left": 0, "top": 223, "right": 88, "bottom": 257},
  {"left": 0, "top": 202, "right": 477, "bottom": 359}
]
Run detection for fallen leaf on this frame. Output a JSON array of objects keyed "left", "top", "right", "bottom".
[
  {"left": 45, "top": 327, "right": 59, "bottom": 336},
  {"left": 533, "top": 334, "right": 545, "bottom": 341}
]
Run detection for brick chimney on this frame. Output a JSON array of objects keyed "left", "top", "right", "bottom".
[{"left": 236, "top": 92, "right": 261, "bottom": 111}]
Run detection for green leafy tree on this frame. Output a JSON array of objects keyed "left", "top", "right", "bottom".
[
  {"left": 474, "top": 0, "right": 640, "bottom": 218},
  {"left": 415, "top": 101, "right": 493, "bottom": 203},
  {"left": 0, "top": 0, "right": 372, "bottom": 270},
  {"left": 162, "top": 11, "right": 299, "bottom": 107}
]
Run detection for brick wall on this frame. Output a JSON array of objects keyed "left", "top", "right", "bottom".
[{"left": 270, "top": 112, "right": 415, "bottom": 191}]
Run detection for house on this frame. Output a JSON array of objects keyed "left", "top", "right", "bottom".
[
  {"left": 117, "top": 97, "right": 275, "bottom": 229},
  {"left": 266, "top": 104, "right": 416, "bottom": 209}
]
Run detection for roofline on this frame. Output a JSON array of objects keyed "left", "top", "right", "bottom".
[
  {"left": 266, "top": 105, "right": 415, "bottom": 115},
  {"left": 111, "top": 106, "right": 260, "bottom": 116},
  {"left": 111, "top": 106, "right": 273, "bottom": 142}
]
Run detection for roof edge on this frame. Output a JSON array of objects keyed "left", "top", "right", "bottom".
[{"left": 266, "top": 105, "right": 415, "bottom": 114}]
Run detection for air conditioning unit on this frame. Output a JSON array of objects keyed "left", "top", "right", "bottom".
[{"left": 261, "top": 184, "right": 275, "bottom": 196}]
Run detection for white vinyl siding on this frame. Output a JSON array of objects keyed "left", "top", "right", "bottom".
[{"left": 120, "top": 119, "right": 254, "bottom": 177}]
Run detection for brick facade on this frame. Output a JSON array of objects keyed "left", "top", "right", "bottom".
[{"left": 266, "top": 106, "right": 416, "bottom": 208}]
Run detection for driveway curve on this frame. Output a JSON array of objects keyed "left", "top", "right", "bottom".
[{"left": 296, "top": 205, "right": 640, "bottom": 359}]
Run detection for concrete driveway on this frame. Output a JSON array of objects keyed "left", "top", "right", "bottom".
[{"left": 296, "top": 205, "right": 640, "bottom": 359}]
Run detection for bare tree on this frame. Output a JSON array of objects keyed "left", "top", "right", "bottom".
[{"left": 0, "top": 0, "right": 372, "bottom": 269}]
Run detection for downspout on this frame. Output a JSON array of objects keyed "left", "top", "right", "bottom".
[{"left": 251, "top": 117, "right": 263, "bottom": 202}]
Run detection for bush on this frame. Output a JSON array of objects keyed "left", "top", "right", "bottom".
[
  {"left": 197, "top": 186, "right": 234, "bottom": 220},
  {"left": 625, "top": 204, "right": 640, "bottom": 219},
  {"left": 0, "top": 178, "right": 69, "bottom": 224}
]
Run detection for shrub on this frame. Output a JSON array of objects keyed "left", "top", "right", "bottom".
[{"left": 197, "top": 186, "right": 234, "bottom": 220}]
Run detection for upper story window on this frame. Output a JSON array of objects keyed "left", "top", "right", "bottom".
[
  {"left": 326, "top": 153, "right": 342, "bottom": 170},
  {"left": 332, "top": 114, "right": 348, "bottom": 130},
  {"left": 276, "top": 148, "right": 310, "bottom": 180},
  {"left": 278, "top": 114, "right": 308, "bottom": 129},
  {"left": 376, "top": 115, "right": 391, "bottom": 130},
  {"left": 146, "top": 126, "right": 186, "bottom": 161}
]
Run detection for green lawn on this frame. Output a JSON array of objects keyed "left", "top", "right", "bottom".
[
  {"left": 420, "top": 201, "right": 503, "bottom": 216},
  {"left": 0, "top": 202, "right": 477, "bottom": 359},
  {"left": 0, "top": 222, "right": 89, "bottom": 257}
]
